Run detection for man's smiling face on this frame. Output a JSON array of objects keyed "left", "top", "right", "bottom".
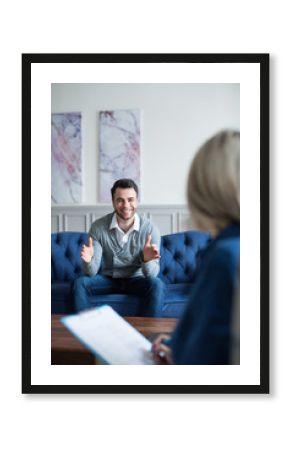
[{"left": 112, "top": 187, "right": 138, "bottom": 222}]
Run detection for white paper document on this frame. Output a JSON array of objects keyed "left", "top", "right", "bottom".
[{"left": 61, "top": 305, "right": 155, "bottom": 365}]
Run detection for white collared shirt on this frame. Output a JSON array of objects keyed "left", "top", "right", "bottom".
[{"left": 110, "top": 213, "right": 140, "bottom": 247}]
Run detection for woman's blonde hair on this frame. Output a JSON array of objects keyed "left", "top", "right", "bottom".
[{"left": 187, "top": 130, "right": 240, "bottom": 231}]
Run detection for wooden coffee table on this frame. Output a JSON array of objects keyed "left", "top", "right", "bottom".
[{"left": 51, "top": 314, "right": 177, "bottom": 364}]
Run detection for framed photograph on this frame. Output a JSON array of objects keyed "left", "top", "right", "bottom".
[{"left": 22, "top": 53, "right": 269, "bottom": 394}]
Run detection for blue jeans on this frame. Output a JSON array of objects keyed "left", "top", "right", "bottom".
[{"left": 73, "top": 275, "right": 165, "bottom": 317}]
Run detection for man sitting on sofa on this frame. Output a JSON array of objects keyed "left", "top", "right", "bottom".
[{"left": 73, "top": 178, "right": 165, "bottom": 317}]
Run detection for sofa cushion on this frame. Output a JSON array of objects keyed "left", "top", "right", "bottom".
[
  {"left": 51, "top": 282, "right": 141, "bottom": 316},
  {"left": 162, "top": 283, "right": 194, "bottom": 317},
  {"left": 159, "top": 231, "right": 210, "bottom": 284},
  {"left": 51, "top": 232, "right": 88, "bottom": 282},
  {"left": 51, "top": 282, "right": 75, "bottom": 314}
]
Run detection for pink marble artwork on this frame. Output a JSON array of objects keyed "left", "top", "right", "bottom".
[
  {"left": 99, "top": 109, "right": 141, "bottom": 202},
  {"left": 51, "top": 113, "right": 82, "bottom": 203}
]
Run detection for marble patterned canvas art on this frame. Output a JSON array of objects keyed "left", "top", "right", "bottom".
[
  {"left": 51, "top": 112, "right": 82, "bottom": 203},
  {"left": 99, "top": 109, "right": 141, "bottom": 202}
]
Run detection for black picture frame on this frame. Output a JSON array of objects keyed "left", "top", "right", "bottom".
[{"left": 22, "top": 53, "right": 269, "bottom": 394}]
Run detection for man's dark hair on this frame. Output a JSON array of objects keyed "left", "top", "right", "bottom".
[{"left": 111, "top": 178, "right": 139, "bottom": 200}]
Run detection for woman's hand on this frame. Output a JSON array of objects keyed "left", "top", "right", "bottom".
[{"left": 151, "top": 334, "right": 172, "bottom": 364}]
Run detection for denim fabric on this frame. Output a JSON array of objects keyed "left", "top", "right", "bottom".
[{"left": 73, "top": 275, "right": 165, "bottom": 317}]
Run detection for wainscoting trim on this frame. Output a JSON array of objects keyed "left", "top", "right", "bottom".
[{"left": 51, "top": 205, "right": 192, "bottom": 235}]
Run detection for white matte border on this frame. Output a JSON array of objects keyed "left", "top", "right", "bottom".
[{"left": 30, "top": 61, "right": 260, "bottom": 386}]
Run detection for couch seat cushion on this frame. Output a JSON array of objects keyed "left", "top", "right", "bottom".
[
  {"left": 162, "top": 283, "right": 194, "bottom": 317},
  {"left": 51, "top": 282, "right": 74, "bottom": 314}
]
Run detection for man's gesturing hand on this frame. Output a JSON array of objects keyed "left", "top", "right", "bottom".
[
  {"left": 80, "top": 237, "right": 94, "bottom": 263},
  {"left": 142, "top": 234, "right": 160, "bottom": 262}
]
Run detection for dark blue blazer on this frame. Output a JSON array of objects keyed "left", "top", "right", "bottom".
[{"left": 171, "top": 222, "right": 240, "bottom": 365}]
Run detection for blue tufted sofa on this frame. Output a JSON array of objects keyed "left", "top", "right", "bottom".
[{"left": 51, "top": 231, "right": 210, "bottom": 318}]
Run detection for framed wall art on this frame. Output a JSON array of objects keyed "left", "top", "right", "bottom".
[{"left": 22, "top": 53, "right": 269, "bottom": 394}]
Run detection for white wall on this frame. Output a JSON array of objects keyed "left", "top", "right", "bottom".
[{"left": 51, "top": 83, "right": 240, "bottom": 204}]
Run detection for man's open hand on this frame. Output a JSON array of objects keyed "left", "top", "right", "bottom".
[
  {"left": 80, "top": 237, "right": 94, "bottom": 263},
  {"left": 142, "top": 234, "right": 160, "bottom": 262}
]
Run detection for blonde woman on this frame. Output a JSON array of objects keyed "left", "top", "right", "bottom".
[{"left": 152, "top": 130, "right": 240, "bottom": 364}]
